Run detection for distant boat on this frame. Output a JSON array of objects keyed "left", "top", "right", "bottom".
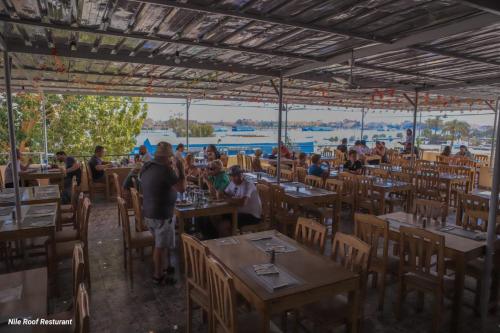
[
  {"left": 302, "top": 126, "right": 333, "bottom": 132},
  {"left": 213, "top": 127, "right": 229, "bottom": 132},
  {"left": 232, "top": 126, "right": 255, "bottom": 132}
]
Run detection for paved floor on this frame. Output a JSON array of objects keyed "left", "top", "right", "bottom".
[{"left": 14, "top": 200, "right": 500, "bottom": 332}]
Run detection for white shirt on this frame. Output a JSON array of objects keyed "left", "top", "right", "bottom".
[
  {"left": 225, "top": 179, "right": 262, "bottom": 219},
  {"left": 4, "top": 160, "right": 20, "bottom": 184}
]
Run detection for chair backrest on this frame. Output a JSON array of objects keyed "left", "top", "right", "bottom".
[
  {"left": 236, "top": 154, "right": 244, "bottom": 168},
  {"left": 256, "top": 183, "right": 272, "bottom": 224},
  {"left": 70, "top": 178, "right": 80, "bottom": 211},
  {"left": 72, "top": 243, "right": 85, "bottom": 303},
  {"left": 280, "top": 169, "right": 294, "bottom": 182},
  {"left": 399, "top": 226, "right": 445, "bottom": 286},
  {"left": 80, "top": 197, "right": 92, "bottom": 247},
  {"left": 294, "top": 217, "right": 327, "bottom": 253},
  {"left": 379, "top": 163, "right": 392, "bottom": 172},
  {"left": 206, "top": 256, "right": 237, "bottom": 333},
  {"left": 295, "top": 167, "right": 307, "bottom": 183},
  {"left": 266, "top": 165, "right": 277, "bottom": 177},
  {"left": 244, "top": 155, "right": 253, "bottom": 171},
  {"left": 324, "top": 178, "right": 343, "bottom": 193},
  {"left": 181, "top": 234, "right": 209, "bottom": 297},
  {"left": 112, "top": 172, "right": 122, "bottom": 199},
  {"left": 416, "top": 169, "right": 441, "bottom": 200},
  {"left": 338, "top": 173, "right": 357, "bottom": 200},
  {"left": 117, "top": 197, "right": 132, "bottom": 245},
  {"left": 372, "top": 168, "right": 389, "bottom": 179},
  {"left": 460, "top": 193, "right": 491, "bottom": 231},
  {"left": 415, "top": 159, "right": 433, "bottom": 170},
  {"left": 304, "top": 175, "right": 323, "bottom": 188},
  {"left": 130, "top": 187, "right": 144, "bottom": 232},
  {"left": 474, "top": 154, "right": 489, "bottom": 165},
  {"left": 335, "top": 149, "right": 345, "bottom": 162},
  {"left": 75, "top": 192, "right": 85, "bottom": 231},
  {"left": 75, "top": 283, "right": 90, "bottom": 333},
  {"left": 84, "top": 161, "right": 94, "bottom": 185},
  {"left": 354, "top": 214, "right": 389, "bottom": 270},
  {"left": 331, "top": 232, "right": 371, "bottom": 277},
  {"left": 414, "top": 198, "right": 447, "bottom": 226},
  {"left": 436, "top": 155, "right": 450, "bottom": 164}
]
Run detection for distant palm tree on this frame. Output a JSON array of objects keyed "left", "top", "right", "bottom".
[
  {"left": 425, "top": 117, "right": 443, "bottom": 135},
  {"left": 442, "top": 119, "right": 470, "bottom": 147}
]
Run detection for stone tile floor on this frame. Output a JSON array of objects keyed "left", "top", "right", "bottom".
[{"left": 8, "top": 200, "right": 500, "bottom": 332}]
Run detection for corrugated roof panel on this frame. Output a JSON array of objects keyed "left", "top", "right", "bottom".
[
  {"left": 108, "top": 0, "right": 140, "bottom": 31},
  {"left": 10, "top": 0, "right": 40, "bottom": 19},
  {"left": 132, "top": 3, "right": 171, "bottom": 34},
  {"left": 45, "top": 0, "right": 73, "bottom": 24},
  {"left": 156, "top": 8, "right": 197, "bottom": 38},
  {"left": 77, "top": 0, "right": 108, "bottom": 27},
  {"left": 224, "top": 21, "right": 275, "bottom": 46},
  {"left": 181, "top": 13, "right": 222, "bottom": 40}
]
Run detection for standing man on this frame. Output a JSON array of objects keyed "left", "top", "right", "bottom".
[
  {"left": 88, "top": 145, "right": 111, "bottom": 183},
  {"left": 54, "top": 151, "right": 81, "bottom": 203},
  {"left": 140, "top": 141, "right": 186, "bottom": 285},
  {"left": 139, "top": 145, "right": 152, "bottom": 163}
]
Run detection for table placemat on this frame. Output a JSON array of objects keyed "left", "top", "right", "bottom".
[
  {"left": 22, "top": 215, "right": 54, "bottom": 228},
  {"left": 215, "top": 237, "right": 239, "bottom": 246},
  {"left": 247, "top": 235, "right": 297, "bottom": 254},
  {"left": 438, "top": 226, "right": 487, "bottom": 241},
  {"left": 26, "top": 205, "right": 55, "bottom": 216},
  {"left": 244, "top": 264, "right": 301, "bottom": 293},
  {"left": 0, "top": 207, "right": 12, "bottom": 216}
]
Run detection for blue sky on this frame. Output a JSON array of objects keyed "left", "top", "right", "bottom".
[{"left": 143, "top": 98, "right": 495, "bottom": 126}]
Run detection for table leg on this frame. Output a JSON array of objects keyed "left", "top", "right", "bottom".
[
  {"left": 451, "top": 255, "right": 465, "bottom": 333},
  {"left": 50, "top": 227, "right": 57, "bottom": 294},
  {"left": 348, "top": 287, "right": 360, "bottom": 333},
  {"left": 231, "top": 209, "right": 238, "bottom": 235},
  {"left": 259, "top": 306, "right": 270, "bottom": 333},
  {"left": 456, "top": 197, "right": 463, "bottom": 226},
  {"left": 379, "top": 189, "right": 386, "bottom": 215},
  {"left": 177, "top": 214, "right": 185, "bottom": 273},
  {"left": 105, "top": 174, "right": 110, "bottom": 201}
]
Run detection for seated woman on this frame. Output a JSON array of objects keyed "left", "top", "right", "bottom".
[
  {"left": 296, "top": 152, "right": 308, "bottom": 168},
  {"left": 344, "top": 150, "right": 363, "bottom": 175},
  {"left": 372, "top": 141, "right": 388, "bottom": 164},
  {"left": 202, "top": 160, "right": 229, "bottom": 200},
  {"left": 252, "top": 149, "right": 264, "bottom": 172},
  {"left": 308, "top": 154, "right": 330, "bottom": 178},
  {"left": 441, "top": 145, "right": 452, "bottom": 157},
  {"left": 184, "top": 153, "right": 200, "bottom": 183}
]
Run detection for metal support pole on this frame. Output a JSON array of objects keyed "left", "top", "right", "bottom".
[
  {"left": 186, "top": 97, "right": 190, "bottom": 151},
  {"left": 277, "top": 74, "right": 283, "bottom": 185},
  {"left": 360, "top": 108, "right": 365, "bottom": 140},
  {"left": 480, "top": 96, "right": 500, "bottom": 330},
  {"left": 41, "top": 95, "right": 48, "bottom": 165},
  {"left": 4, "top": 51, "right": 22, "bottom": 222},
  {"left": 490, "top": 98, "right": 499, "bottom": 165},
  {"left": 411, "top": 90, "right": 419, "bottom": 161},
  {"left": 284, "top": 103, "right": 288, "bottom": 146}
]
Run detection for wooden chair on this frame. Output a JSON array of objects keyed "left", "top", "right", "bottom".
[
  {"left": 181, "top": 234, "right": 210, "bottom": 333},
  {"left": 47, "top": 196, "right": 92, "bottom": 290},
  {"left": 474, "top": 154, "right": 489, "bottom": 166},
  {"left": 206, "top": 256, "right": 281, "bottom": 333},
  {"left": 117, "top": 197, "right": 154, "bottom": 285},
  {"left": 415, "top": 169, "right": 443, "bottom": 201},
  {"left": 266, "top": 165, "right": 277, "bottom": 177},
  {"left": 84, "top": 161, "right": 105, "bottom": 201},
  {"left": 113, "top": 172, "right": 135, "bottom": 227},
  {"left": 294, "top": 217, "right": 327, "bottom": 254},
  {"left": 324, "top": 178, "right": 343, "bottom": 231},
  {"left": 236, "top": 154, "right": 244, "bottom": 168},
  {"left": 244, "top": 155, "right": 253, "bottom": 171},
  {"left": 271, "top": 184, "right": 299, "bottom": 236},
  {"left": 354, "top": 213, "right": 394, "bottom": 310},
  {"left": 280, "top": 169, "right": 294, "bottom": 182},
  {"left": 338, "top": 172, "right": 357, "bottom": 218},
  {"left": 335, "top": 149, "right": 346, "bottom": 162},
  {"left": 130, "top": 187, "right": 146, "bottom": 232},
  {"left": 414, "top": 199, "right": 447, "bottom": 227},
  {"left": 396, "top": 226, "right": 449, "bottom": 333},
  {"left": 372, "top": 168, "right": 389, "bottom": 179},
  {"left": 298, "top": 232, "right": 371, "bottom": 331},
  {"left": 356, "top": 176, "right": 382, "bottom": 215},
  {"left": 55, "top": 192, "right": 85, "bottom": 243},
  {"left": 295, "top": 167, "right": 307, "bottom": 183},
  {"left": 304, "top": 175, "right": 323, "bottom": 188},
  {"left": 459, "top": 193, "right": 495, "bottom": 232},
  {"left": 415, "top": 159, "right": 434, "bottom": 170},
  {"left": 61, "top": 178, "right": 79, "bottom": 215}
]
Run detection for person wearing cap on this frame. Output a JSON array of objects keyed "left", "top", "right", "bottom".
[
  {"left": 140, "top": 141, "right": 186, "bottom": 285},
  {"left": 4, "top": 148, "right": 32, "bottom": 188},
  {"left": 203, "top": 160, "right": 229, "bottom": 199},
  {"left": 221, "top": 165, "right": 262, "bottom": 236}
]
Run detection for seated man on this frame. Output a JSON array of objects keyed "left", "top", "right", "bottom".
[
  {"left": 344, "top": 150, "right": 363, "bottom": 175},
  {"left": 139, "top": 145, "right": 152, "bottom": 163},
  {"left": 456, "top": 145, "right": 473, "bottom": 159},
  {"left": 308, "top": 154, "right": 329, "bottom": 178},
  {"left": 203, "top": 160, "right": 229, "bottom": 199},
  {"left": 297, "top": 152, "right": 309, "bottom": 168},
  {"left": 54, "top": 151, "right": 81, "bottom": 203},
  {"left": 4, "top": 149, "right": 32, "bottom": 188},
  {"left": 221, "top": 165, "right": 262, "bottom": 236},
  {"left": 88, "top": 145, "right": 110, "bottom": 183},
  {"left": 337, "top": 138, "right": 348, "bottom": 153}
]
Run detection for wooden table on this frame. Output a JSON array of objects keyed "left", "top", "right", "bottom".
[
  {"left": 368, "top": 177, "right": 414, "bottom": 213},
  {"left": 243, "top": 172, "right": 290, "bottom": 184},
  {"left": 175, "top": 201, "right": 239, "bottom": 236},
  {"left": 279, "top": 182, "right": 340, "bottom": 229},
  {"left": 0, "top": 186, "right": 60, "bottom": 207},
  {"left": 20, "top": 169, "right": 64, "bottom": 191},
  {"left": 378, "top": 212, "right": 494, "bottom": 333},
  {"left": 104, "top": 167, "right": 134, "bottom": 201},
  {"left": 0, "top": 268, "right": 47, "bottom": 332},
  {"left": 204, "top": 230, "right": 361, "bottom": 333},
  {"left": 0, "top": 204, "right": 57, "bottom": 279}
]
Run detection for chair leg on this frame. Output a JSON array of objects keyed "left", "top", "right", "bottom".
[
  {"left": 474, "top": 279, "right": 482, "bottom": 316},
  {"left": 128, "top": 249, "right": 133, "bottom": 286},
  {"left": 186, "top": 293, "right": 192, "bottom": 333},
  {"left": 432, "top": 292, "right": 443, "bottom": 333},
  {"left": 371, "top": 272, "right": 378, "bottom": 289},
  {"left": 378, "top": 272, "right": 387, "bottom": 311},
  {"left": 395, "top": 280, "right": 405, "bottom": 320},
  {"left": 416, "top": 291, "right": 424, "bottom": 312}
]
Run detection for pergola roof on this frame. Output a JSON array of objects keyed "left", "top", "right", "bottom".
[{"left": 0, "top": 0, "right": 499, "bottom": 111}]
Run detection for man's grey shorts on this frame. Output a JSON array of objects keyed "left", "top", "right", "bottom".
[{"left": 144, "top": 217, "right": 175, "bottom": 249}]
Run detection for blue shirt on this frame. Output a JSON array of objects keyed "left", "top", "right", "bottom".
[{"left": 308, "top": 164, "right": 324, "bottom": 177}]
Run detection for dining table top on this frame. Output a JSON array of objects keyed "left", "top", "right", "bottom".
[
  {"left": 467, "top": 189, "right": 500, "bottom": 200},
  {"left": 0, "top": 203, "right": 58, "bottom": 232},
  {"left": 378, "top": 211, "right": 491, "bottom": 255},
  {"left": 279, "top": 182, "right": 337, "bottom": 198},
  {"left": 0, "top": 267, "right": 47, "bottom": 326},
  {"left": 0, "top": 186, "right": 60, "bottom": 206},
  {"left": 203, "top": 230, "right": 357, "bottom": 302}
]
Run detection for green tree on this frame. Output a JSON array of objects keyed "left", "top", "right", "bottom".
[
  {"left": 442, "top": 119, "right": 470, "bottom": 147},
  {"left": 425, "top": 117, "right": 443, "bottom": 135},
  {"left": 1, "top": 94, "right": 147, "bottom": 157}
]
